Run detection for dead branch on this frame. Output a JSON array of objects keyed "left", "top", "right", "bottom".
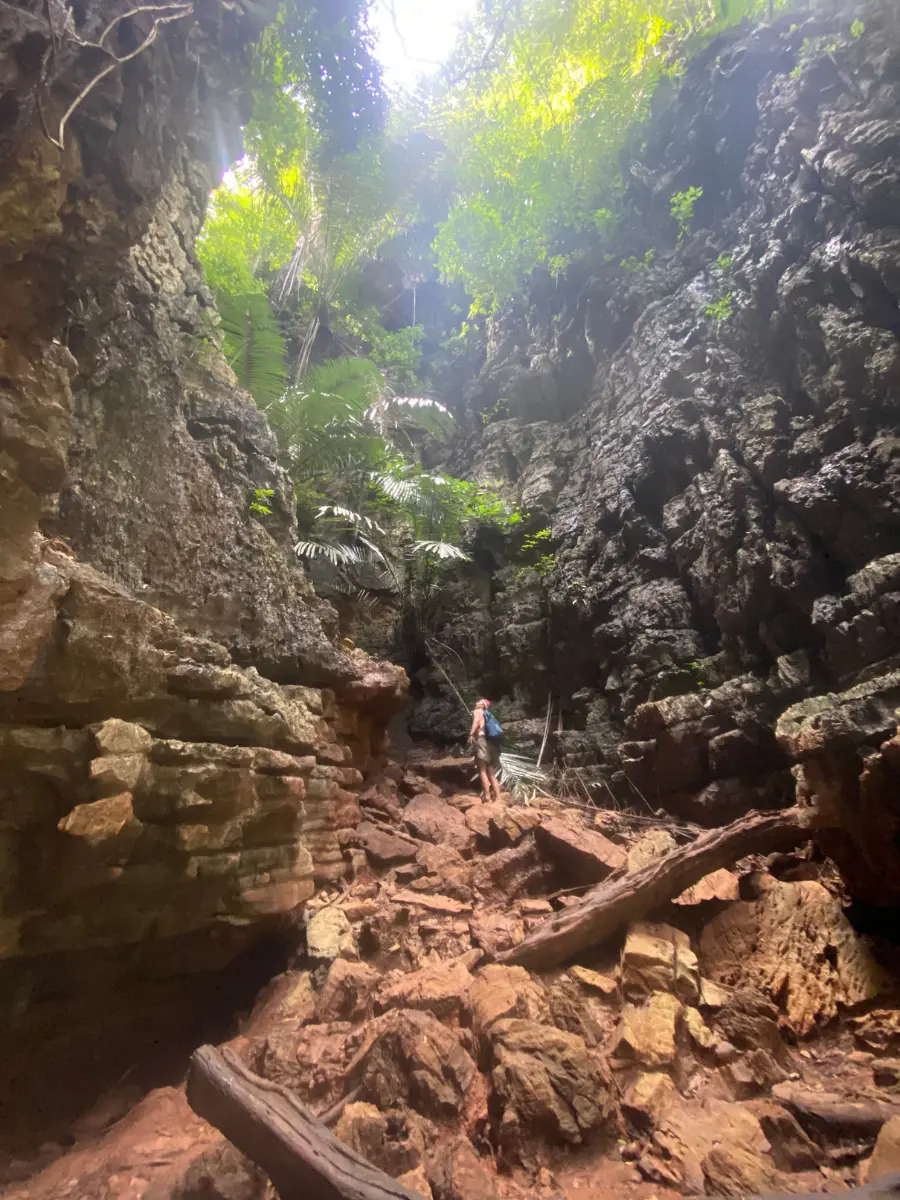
[
  {"left": 186, "top": 1044, "right": 425, "bottom": 1200},
  {"left": 496, "top": 806, "right": 820, "bottom": 971}
]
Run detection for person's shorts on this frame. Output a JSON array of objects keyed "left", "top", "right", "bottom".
[{"left": 473, "top": 735, "right": 500, "bottom": 769}]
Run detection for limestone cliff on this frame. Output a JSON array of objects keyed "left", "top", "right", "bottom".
[
  {"left": 0, "top": 0, "right": 406, "bottom": 1025},
  {"left": 419, "top": 0, "right": 900, "bottom": 877}
]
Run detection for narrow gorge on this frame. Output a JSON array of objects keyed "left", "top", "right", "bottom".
[{"left": 1, "top": 0, "right": 899, "bottom": 1196}]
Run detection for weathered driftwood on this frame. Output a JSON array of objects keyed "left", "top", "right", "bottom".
[
  {"left": 186, "top": 1045, "right": 425, "bottom": 1200},
  {"left": 753, "top": 1172, "right": 900, "bottom": 1200},
  {"left": 772, "top": 1083, "right": 900, "bottom": 1140},
  {"left": 497, "top": 806, "right": 817, "bottom": 971}
]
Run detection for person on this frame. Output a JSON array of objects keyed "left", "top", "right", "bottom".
[{"left": 468, "top": 698, "right": 502, "bottom": 804}]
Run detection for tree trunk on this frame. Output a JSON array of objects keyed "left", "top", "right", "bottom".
[
  {"left": 186, "top": 1045, "right": 425, "bottom": 1200},
  {"left": 771, "top": 1083, "right": 900, "bottom": 1140},
  {"left": 496, "top": 806, "right": 818, "bottom": 972}
]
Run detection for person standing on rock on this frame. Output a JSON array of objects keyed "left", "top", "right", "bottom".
[{"left": 468, "top": 698, "right": 503, "bottom": 804}]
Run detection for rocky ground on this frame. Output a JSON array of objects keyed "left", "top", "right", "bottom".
[{"left": 5, "top": 754, "right": 900, "bottom": 1200}]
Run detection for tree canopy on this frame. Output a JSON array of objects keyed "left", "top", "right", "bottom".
[
  {"left": 195, "top": 0, "right": 803, "bottom": 632},
  {"left": 429, "top": 0, "right": 785, "bottom": 313}
]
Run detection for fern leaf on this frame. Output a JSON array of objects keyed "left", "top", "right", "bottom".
[{"left": 216, "top": 293, "right": 288, "bottom": 407}]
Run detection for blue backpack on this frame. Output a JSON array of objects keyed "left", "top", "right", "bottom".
[{"left": 483, "top": 710, "right": 504, "bottom": 742}]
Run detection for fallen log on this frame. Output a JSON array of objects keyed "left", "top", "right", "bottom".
[
  {"left": 771, "top": 1083, "right": 900, "bottom": 1141},
  {"left": 186, "top": 1044, "right": 425, "bottom": 1200},
  {"left": 496, "top": 806, "right": 818, "bottom": 971},
  {"left": 752, "top": 1172, "right": 900, "bottom": 1200}
]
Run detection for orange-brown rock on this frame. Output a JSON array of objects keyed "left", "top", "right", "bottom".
[
  {"left": 700, "top": 877, "right": 884, "bottom": 1035},
  {"left": 489, "top": 1017, "right": 612, "bottom": 1156}
]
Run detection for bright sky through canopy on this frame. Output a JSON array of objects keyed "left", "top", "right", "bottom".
[{"left": 372, "top": 0, "right": 479, "bottom": 90}]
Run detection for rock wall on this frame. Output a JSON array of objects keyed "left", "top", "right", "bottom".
[
  {"left": 0, "top": 0, "right": 407, "bottom": 1028},
  {"left": 421, "top": 0, "right": 900, "bottom": 840}
]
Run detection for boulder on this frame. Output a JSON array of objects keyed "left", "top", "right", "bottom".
[
  {"left": 853, "top": 1011, "right": 900, "bottom": 1056},
  {"left": 623, "top": 1071, "right": 678, "bottom": 1129},
  {"left": 305, "top": 907, "right": 357, "bottom": 964},
  {"left": 869, "top": 1117, "right": 900, "bottom": 1182},
  {"left": 58, "top": 794, "right": 139, "bottom": 853},
  {"left": 490, "top": 1018, "right": 610, "bottom": 1151},
  {"left": 468, "top": 965, "right": 548, "bottom": 1035},
  {"left": 621, "top": 921, "right": 698, "bottom": 1005},
  {"left": 397, "top": 1164, "right": 433, "bottom": 1200},
  {"left": 348, "top": 1009, "right": 476, "bottom": 1120},
  {"left": 700, "top": 877, "right": 884, "bottom": 1035},
  {"left": 357, "top": 821, "right": 419, "bottom": 866},
  {"left": 427, "top": 1137, "right": 500, "bottom": 1200},
  {"left": 333, "top": 1102, "right": 431, "bottom": 1179},
  {"left": 402, "top": 795, "right": 477, "bottom": 857},
  {"left": 569, "top": 965, "right": 619, "bottom": 997},
  {"left": 746, "top": 1100, "right": 819, "bottom": 1172},
  {"left": 316, "top": 960, "right": 378, "bottom": 1023},
  {"left": 535, "top": 817, "right": 626, "bottom": 884},
  {"left": 652, "top": 1098, "right": 773, "bottom": 1194},
  {"left": 377, "top": 958, "right": 474, "bottom": 1019},
  {"left": 466, "top": 803, "right": 540, "bottom": 849},
  {"left": 674, "top": 868, "right": 740, "bottom": 906},
  {"left": 416, "top": 844, "right": 465, "bottom": 874},
  {"left": 93, "top": 719, "right": 153, "bottom": 757},
  {"left": 473, "top": 836, "right": 554, "bottom": 903},
  {"left": 469, "top": 910, "right": 525, "bottom": 957},
  {"left": 627, "top": 829, "right": 676, "bottom": 871},
  {"left": 262, "top": 1022, "right": 356, "bottom": 1101},
  {"left": 621, "top": 927, "right": 675, "bottom": 999},
  {"left": 682, "top": 1006, "right": 716, "bottom": 1052},
  {"left": 614, "top": 994, "right": 683, "bottom": 1069}
]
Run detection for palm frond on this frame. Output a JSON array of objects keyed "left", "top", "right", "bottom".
[
  {"left": 498, "top": 752, "right": 552, "bottom": 800},
  {"left": 266, "top": 357, "right": 388, "bottom": 477},
  {"left": 301, "top": 357, "right": 384, "bottom": 409},
  {"left": 368, "top": 395, "right": 454, "bottom": 438},
  {"left": 216, "top": 292, "right": 288, "bottom": 407},
  {"left": 294, "top": 540, "right": 365, "bottom": 566},
  {"left": 316, "top": 505, "right": 386, "bottom": 536},
  {"left": 354, "top": 533, "right": 388, "bottom": 565},
  {"left": 317, "top": 580, "right": 392, "bottom": 614},
  {"left": 372, "top": 471, "right": 424, "bottom": 505},
  {"left": 407, "top": 540, "right": 471, "bottom": 561}
]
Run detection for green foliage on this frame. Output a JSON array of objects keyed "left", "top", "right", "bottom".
[
  {"left": 217, "top": 293, "right": 288, "bottom": 406},
  {"left": 521, "top": 527, "right": 553, "bottom": 554},
  {"left": 481, "top": 397, "right": 510, "bottom": 426},
  {"left": 199, "top": 79, "right": 436, "bottom": 384},
  {"left": 705, "top": 292, "right": 734, "bottom": 322},
  {"left": 850, "top": 19, "right": 865, "bottom": 38},
  {"left": 255, "top": 1, "right": 385, "bottom": 157},
  {"left": 620, "top": 248, "right": 656, "bottom": 271},
  {"left": 713, "top": 253, "right": 732, "bottom": 273},
  {"left": 199, "top": 177, "right": 296, "bottom": 299},
  {"left": 670, "top": 186, "right": 703, "bottom": 241},
  {"left": 684, "top": 659, "right": 707, "bottom": 688},
  {"left": 342, "top": 311, "right": 425, "bottom": 391},
  {"left": 430, "top": 0, "right": 785, "bottom": 312},
  {"left": 267, "top": 356, "right": 386, "bottom": 478},
  {"left": 514, "top": 526, "right": 556, "bottom": 582},
  {"left": 792, "top": 33, "right": 839, "bottom": 75},
  {"left": 249, "top": 488, "right": 275, "bottom": 517}
]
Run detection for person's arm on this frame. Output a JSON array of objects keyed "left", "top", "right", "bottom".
[{"left": 468, "top": 709, "right": 482, "bottom": 742}]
